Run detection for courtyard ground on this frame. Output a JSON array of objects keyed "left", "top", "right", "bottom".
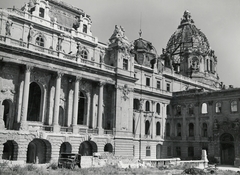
[{"left": 0, "top": 162, "right": 240, "bottom": 175}]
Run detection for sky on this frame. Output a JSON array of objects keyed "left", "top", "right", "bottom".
[{"left": 1, "top": 0, "right": 240, "bottom": 87}]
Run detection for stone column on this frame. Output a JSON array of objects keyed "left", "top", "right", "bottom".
[
  {"left": 72, "top": 76, "right": 81, "bottom": 134},
  {"left": 53, "top": 72, "right": 63, "bottom": 132},
  {"left": 182, "top": 106, "right": 187, "bottom": 140},
  {"left": 20, "top": 65, "right": 33, "bottom": 130},
  {"left": 86, "top": 92, "right": 91, "bottom": 127},
  {"left": 91, "top": 93, "right": 96, "bottom": 128},
  {"left": 98, "top": 82, "right": 105, "bottom": 134}
]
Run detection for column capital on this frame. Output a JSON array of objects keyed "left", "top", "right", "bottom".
[
  {"left": 26, "top": 64, "right": 33, "bottom": 72},
  {"left": 75, "top": 76, "right": 82, "bottom": 82},
  {"left": 98, "top": 81, "right": 106, "bottom": 87},
  {"left": 56, "top": 71, "right": 64, "bottom": 78}
]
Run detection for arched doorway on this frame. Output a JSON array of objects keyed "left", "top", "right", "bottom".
[
  {"left": 156, "top": 144, "right": 162, "bottom": 159},
  {"left": 220, "top": 133, "right": 235, "bottom": 165},
  {"left": 60, "top": 142, "right": 72, "bottom": 154},
  {"left": 2, "top": 100, "right": 13, "bottom": 130},
  {"left": 79, "top": 141, "right": 97, "bottom": 156},
  {"left": 104, "top": 143, "right": 113, "bottom": 153},
  {"left": 27, "top": 82, "right": 42, "bottom": 121},
  {"left": 2, "top": 140, "right": 18, "bottom": 160},
  {"left": 26, "top": 139, "right": 51, "bottom": 164}
]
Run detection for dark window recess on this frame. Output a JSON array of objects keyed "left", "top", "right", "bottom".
[
  {"left": 166, "top": 83, "right": 170, "bottom": 92},
  {"left": 83, "top": 24, "right": 87, "bottom": 33},
  {"left": 157, "top": 81, "right": 161, "bottom": 89},
  {"left": 123, "top": 59, "right": 128, "bottom": 70},
  {"left": 146, "top": 146, "right": 151, "bottom": 156},
  {"left": 146, "top": 77, "right": 150, "bottom": 86},
  {"left": 39, "top": 8, "right": 45, "bottom": 18}
]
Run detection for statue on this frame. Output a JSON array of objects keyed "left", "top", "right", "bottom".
[
  {"left": 76, "top": 42, "right": 82, "bottom": 57},
  {"left": 181, "top": 10, "right": 194, "bottom": 24},
  {"left": 27, "top": 24, "right": 34, "bottom": 43},
  {"left": 56, "top": 34, "right": 64, "bottom": 51},
  {"left": 5, "top": 20, "right": 13, "bottom": 36}
]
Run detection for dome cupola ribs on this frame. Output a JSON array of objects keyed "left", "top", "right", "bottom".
[{"left": 161, "top": 11, "right": 219, "bottom": 87}]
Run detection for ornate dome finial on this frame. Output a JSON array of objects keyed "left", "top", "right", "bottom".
[
  {"left": 180, "top": 10, "right": 194, "bottom": 25},
  {"left": 139, "top": 29, "right": 142, "bottom": 38}
]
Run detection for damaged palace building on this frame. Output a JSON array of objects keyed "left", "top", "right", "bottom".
[{"left": 0, "top": 0, "right": 240, "bottom": 166}]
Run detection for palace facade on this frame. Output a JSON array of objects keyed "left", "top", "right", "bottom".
[{"left": 0, "top": 0, "right": 238, "bottom": 166}]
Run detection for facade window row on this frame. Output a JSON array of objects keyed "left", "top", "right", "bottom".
[{"left": 166, "top": 122, "right": 208, "bottom": 137}]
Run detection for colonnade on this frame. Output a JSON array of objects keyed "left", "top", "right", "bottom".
[{"left": 19, "top": 65, "right": 107, "bottom": 133}]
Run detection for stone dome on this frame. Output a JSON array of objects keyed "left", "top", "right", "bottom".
[
  {"left": 166, "top": 10, "right": 210, "bottom": 55},
  {"left": 133, "top": 37, "right": 157, "bottom": 55}
]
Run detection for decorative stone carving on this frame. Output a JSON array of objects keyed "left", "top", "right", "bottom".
[
  {"left": 5, "top": 20, "right": 13, "bottom": 36},
  {"left": 76, "top": 42, "right": 82, "bottom": 57},
  {"left": 79, "top": 80, "right": 92, "bottom": 93},
  {"left": 56, "top": 34, "right": 64, "bottom": 51},
  {"left": 116, "top": 84, "right": 132, "bottom": 101},
  {"left": 27, "top": 24, "right": 34, "bottom": 43}
]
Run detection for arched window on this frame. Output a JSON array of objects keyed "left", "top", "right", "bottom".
[
  {"left": 231, "top": 101, "right": 238, "bottom": 112},
  {"left": 81, "top": 50, "right": 88, "bottom": 59},
  {"left": 145, "top": 101, "right": 150, "bottom": 111},
  {"left": 201, "top": 103, "right": 208, "bottom": 114},
  {"left": 202, "top": 123, "right": 208, "bottom": 137},
  {"left": 36, "top": 36, "right": 44, "bottom": 47},
  {"left": 156, "top": 103, "right": 160, "bottom": 114},
  {"left": 145, "top": 120, "right": 150, "bottom": 135},
  {"left": 156, "top": 122, "right": 161, "bottom": 136},
  {"left": 133, "top": 99, "right": 140, "bottom": 110},
  {"left": 189, "top": 123, "right": 194, "bottom": 137},
  {"left": 177, "top": 123, "right": 181, "bottom": 137},
  {"left": 83, "top": 24, "right": 87, "bottom": 33},
  {"left": 27, "top": 82, "right": 42, "bottom": 122},
  {"left": 166, "top": 123, "right": 170, "bottom": 137},
  {"left": 216, "top": 102, "right": 221, "bottom": 113}
]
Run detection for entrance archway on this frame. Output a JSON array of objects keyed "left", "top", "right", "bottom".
[
  {"left": 60, "top": 142, "right": 72, "bottom": 154},
  {"left": 27, "top": 82, "right": 42, "bottom": 121},
  {"left": 2, "top": 140, "right": 18, "bottom": 160},
  {"left": 156, "top": 144, "right": 162, "bottom": 159},
  {"left": 104, "top": 143, "right": 113, "bottom": 153},
  {"left": 220, "top": 133, "right": 235, "bottom": 165},
  {"left": 79, "top": 141, "right": 97, "bottom": 156},
  {"left": 26, "top": 139, "right": 51, "bottom": 164}
]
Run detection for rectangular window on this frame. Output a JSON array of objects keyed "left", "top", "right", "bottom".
[
  {"left": 123, "top": 59, "right": 128, "bottom": 70},
  {"left": 176, "top": 147, "right": 181, "bottom": 157},
  {"left": 188, "top": 147, "right": 194, "bottom": 157},
  {"left": 146, "top": 77, "right": 150, "bottom": 86},
  {"left": 83, "top": 24, "right": 87, "bottom": 33},
  {"left": 166, "top": 83, "right": 171, "bottom": 92},
  {"left": 157, "top": 81, "right": 161, "bottom": 89},
  {"left": 167, "top": 146, "right": 172, "bottom": 156},
  {"left": 146, "top": 146, "right": 151, "bottom": 156},
  {"left": 39, "top": 8, "right": 45, "bottom": 18}
]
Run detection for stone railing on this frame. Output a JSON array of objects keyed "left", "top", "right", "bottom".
[
  {"left": 28, "top": 122, "right": 53, "bottom": 132},
  {"left": 0, "top": 35, "right": 115, "bottom": 74},
  {"left": 134, "top": 83, "right": 172, "bottom": 96},
  {"left": 4, "top": 8, "right": 97, "bottom": 43},
  {"left": 60, "top": 126, "right": 73, "bottom": 132},
  {"left": 104, "top": 130, "right": 114, "bottom": 135}
]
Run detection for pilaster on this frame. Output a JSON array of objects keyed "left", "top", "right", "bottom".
[
  {"left": 97, "top": 81, "right": 105, "bottom": 135},
  {"left": 72, "top": 76, "right": 81, "bottom": 134}
]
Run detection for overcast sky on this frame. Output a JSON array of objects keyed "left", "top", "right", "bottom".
[{"left": 1, "top": 0, "right": 240, "bottom": 87}]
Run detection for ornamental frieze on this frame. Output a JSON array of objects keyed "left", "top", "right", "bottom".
[{"left": 116, "top": 84, "right": 133, "bottom": 101}]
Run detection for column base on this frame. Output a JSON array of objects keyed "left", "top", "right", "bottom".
[
  {"left": 53, "top": 124, "right": 60, "bottom": 132},
  {"left": 98, "top": 128, "right": 104, "bottom": 135},
  {"left": 20, "top": 121, "right": 29, "bottom": 131},
  {"left": 72, "top": 125, "right": 79, "bottom": 134}
]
